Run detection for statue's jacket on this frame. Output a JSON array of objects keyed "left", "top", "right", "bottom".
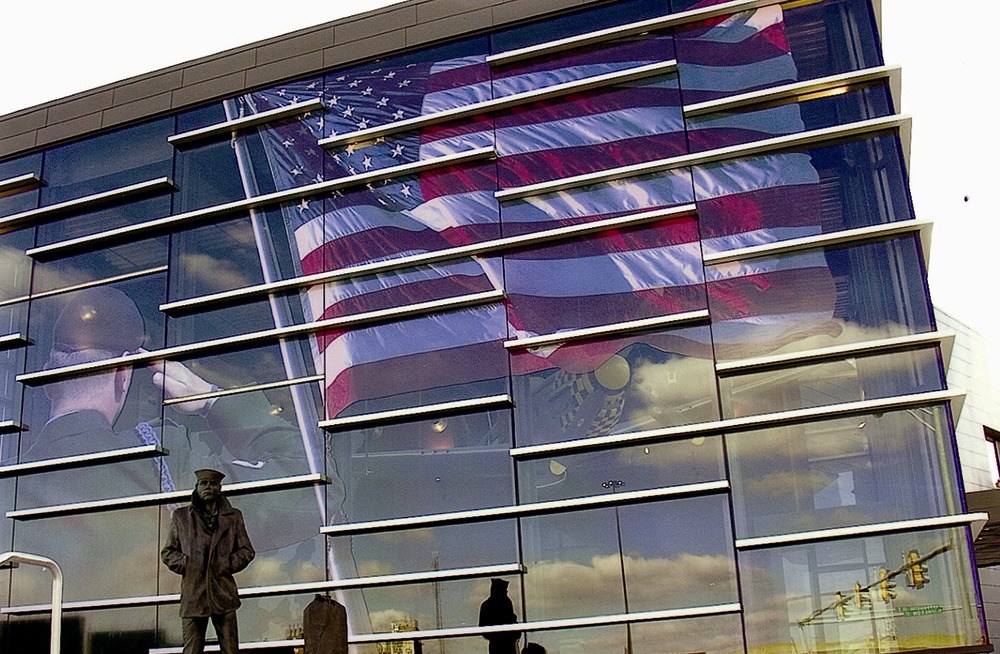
[{"left": 161, "top": 492, "right": 255, "bottom": 617}]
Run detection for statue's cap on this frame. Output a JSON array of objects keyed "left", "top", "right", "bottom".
[
  {"left": 194, "top": 469, "right": 225, "bottom": 482},
  {"left": 53, "top": 286, "right": 144, "bottom": 354}
]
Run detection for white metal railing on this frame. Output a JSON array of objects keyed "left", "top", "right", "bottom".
[{"left": 0, "top": 551, "right": 63, "bottom": 654}]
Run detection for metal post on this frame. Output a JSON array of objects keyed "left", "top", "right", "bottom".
[{"left": 0, "top": 551, "right": 63, "bottom": 654}]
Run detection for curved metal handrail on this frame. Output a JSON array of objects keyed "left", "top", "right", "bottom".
[{"left": 0, "top": 551, "right": 63, "bottom": 654}]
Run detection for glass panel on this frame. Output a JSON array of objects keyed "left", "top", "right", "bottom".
[
  {"left": 740, "top": 527, "right": 985, "bottom": 654},
  {"left": 11, "top": 506, "right": 160, "bottom": 602},
  {"left": 172, "top": 137, "right": 246, "bottom": 212},
  {"left": 500, "top": 167, "right": 693, "bottom": 237},
  {"left": 15, "top": 457, "right": 159, "bottom": 507},
  {"left": 673, "top": 0, "right": 882, "bottom": 103},
  {"left": 0, "top": 229, "right": 33, "bottom": 302},
  {"left": 158, "top": 384, "right": 318, "bottom": 487},
  {"left": 319, "top": 257, "right": 500, "bottom": 322},
  {"left": 523, "top": 614, "right": 745, "bottom": 654},
  {"left": 492, "top": 34, "right": 676, "bottom": 98},
  {"left": 5, "top": 607, "right": 158, "bottom": 654},
  {"left": 490, "top": 0, "right": 665, "bottom": 54},
  {"left": 31, "top": 236, "right": 168, "bottom": 295},
  {"left": 168, "top": 213, "right": 268, "bottom": 300},
  {"left": 493, "top": 64, "right": 684, "bottom": 190},
  {"left": 344, "top": 576, "right": 520, "bottom": 636},
  {"left": 707, "top": 237, "right": 933, "bottom": 362},
  {"left": 35, "top": 194, "right": 171, "bottom": 248},
  {"left": 0, "top": 152, "right": 42, "bottom": 217},
  {"left": 320, "top": 38, "right": 493, "bottom": 177},
  {"left": 321, "top": 303, "right": 510, "bottom": 419},
  {"left": 38, "top": 118, "right": 173, "bottom": 204},
  {"left": 727, "top": 405, "right": 963, "bottom": 540},
  {"left": 687, "top": 82, "right": 895, "bottom": 152},
  {"left": 24, "top": 277, "right": 167, "bottom": 374},
  {"left": 721, "top": 347, "right": 946, "bottom": 418},
  {"left": 0, "top": 302, "right": 27, "bottom": 422},
  {"left": 521, "top": 494, "right": 736, "bottom": 621},
  {"left": 165, "top": 295, "right": 283, "bottom": 346},
  {"left": 512, "top": 325, "right": 719, "bottom": 447},
  {"left": 172, "top": 340, "right": 318, "bottom": 393},
  {"left": 327, "top": 520, "right": 519, "bottom": 577},
  {"left": 505, "top": 217, "right": 704, "bottom": 335},
  {"left": 518, "top": 438, "right": 725, "bottom": 504},
  {"left": 335, "top": 409, "right": 513, "bottom": 524},
  {"left": 314, "top": 161, "right": 500, "bottom": 274},
  {"left": 695, "top": 135, "right": 914, "bottom": 254},
  {"left": 19, "top": 279, "right": 168, "bottom": 461}
]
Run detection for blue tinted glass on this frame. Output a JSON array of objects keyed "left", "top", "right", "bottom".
[
  {"left": 39, "top": 118, "right": 174, "bottom": 203},
  {"left": 324, "top": 303, "right": 510, "bottom": 419},
  {"left": 521, "top": 495, "right": 736, "bottom": 620},
  {"left": 512, "top": 325, "right": 719, "bottom": 446},
  {"left": 525, "top": 614, "right": 745, "bottom": 654},
  {"left": 356, "top": 577, "right": 517, "bottom": 636},
  {"left": 696, "top": 134, "right": 914, "bottom": 254},
  {"left": 309, "top": 162, "right": 500, "bottom": 274},
  {"left": 0, "top": 314, "right": 25, "bottom": 422},
  {"left": 32, "top": 236, "right": 168, "bottom": 295},
  {"left": 0, "top": 230, "right": 32, "bottom": 302},
  {"left": 721, "top": 347, "right": 946, "bottom": 418},
  {"left": 0, "top": 152, "right": 42, "bottom": 218},
  {"left": 674, "top": 0, "right": 882, "bottom": 103},
  {"left": 708, "top": 236, "right": 932, "bottom": 360},
  {"left": 12, "top": 508, "right": 160, "bottom": 602},
  {"left": 491, "top": 0, "right": 666, "bottom": 53},
  {"left": 336, "top": 410, "right": 512, "bottom": 523},
  {"left": 519, "top": 438, "right": 725, "bottom": 504},
  {"left": 505, "top": 217, "right": 704, "bottom": 335},
  {"left": 33, "top": 194, "right": 171, "bottom": 248},
  {"left": 173, "top": 138, "right": 246, "bottom": 212},
  {"left": 494, "top": 69, "right": 685, "bottom": 189},
  {"left": 24, "top": 277, "right": 166, "bottom": 375},
  {"left": 687, "top": 82, "right": 895, "bottom": 152},
  {"left": 328, "top": 520, "right": 519, "bottom": 576},
  {"left": 501, "top": 167, "right": 694, "bottom": 237},
  {"left": 728, "top": 405, "right": 962, "bottom": 539},
  {"left": 740, "top": 528, "right": 984, "bottom": 654}
]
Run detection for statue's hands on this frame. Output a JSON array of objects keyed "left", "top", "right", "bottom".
[{"left": 145, "top": 352, "right": 216, "bottom": 415}]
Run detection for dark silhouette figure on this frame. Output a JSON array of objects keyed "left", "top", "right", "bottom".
[
  {"left": 522, "top": 645, "right": 547, "bottom": 654},
  {"left": 478, "top": 578, "right": 521, "bottom": 654},
  {"left": 162, "top": 469, "right": 255, "bottom": 654},
  {"left": 304, "top": 594, "right": 348, "bottom": 654}
]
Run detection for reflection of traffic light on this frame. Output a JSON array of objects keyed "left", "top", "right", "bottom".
[
  {"left": 878, "top": 568, "right": 897, "bottom": 602},
  {"left": 835, "top": 592, "right": 848, "bottom": 620},
  {"left": 853, "top": 582, "right": 870, "bottom": 609},
  {"left": 905, "top": 550, "right": 930, "bottom": 589}
]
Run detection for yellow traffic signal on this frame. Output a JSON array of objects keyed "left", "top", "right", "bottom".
[
  {"left": 905, "top": 550, "right": 930, "bottom": 589},
  {"left": 835, "top": 591, "right": 848, "bottom": 620},
  {"left": 853, "top": 582, "right": 870, "bottom": 609},
  {"left": 878, "top": 568, "right": 897, "bottom": 602}
]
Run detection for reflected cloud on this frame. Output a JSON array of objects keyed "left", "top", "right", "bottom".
[
  {"left": 179, "top": 253, "right": 256, "bottom": 294},
  {"left": 520, "top": 552, "right": 735, "bottom": 615}
]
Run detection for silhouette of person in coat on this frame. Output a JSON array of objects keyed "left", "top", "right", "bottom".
[{"left": 478, "top": 578, "right": 521, "bottom": 654}]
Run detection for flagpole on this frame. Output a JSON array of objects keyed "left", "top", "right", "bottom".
[{"left": 223, "top": 98, "right": 371, "bottom": 641}]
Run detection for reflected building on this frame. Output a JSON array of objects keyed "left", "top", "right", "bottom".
[{"left": 0, "top": 0, "right": 991, "bottom": 653}]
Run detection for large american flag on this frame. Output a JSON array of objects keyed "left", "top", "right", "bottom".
[{"left": 236, "top": 0, "right": 833, "bottom": 428}]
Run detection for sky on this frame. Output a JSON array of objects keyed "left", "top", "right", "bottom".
[{"left": 1, "top": 0, "right": 997, "bottom": 348}]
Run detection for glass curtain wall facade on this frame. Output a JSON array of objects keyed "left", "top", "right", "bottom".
[{"left": 0, "top": 0, "right": 988, "bottom": 652}]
